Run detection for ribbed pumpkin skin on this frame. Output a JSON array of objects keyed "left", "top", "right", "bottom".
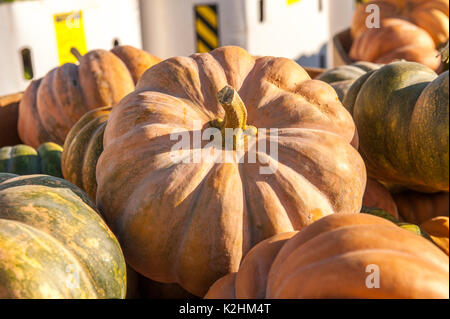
[
  {"left": 350, "top": 19, "right": 441, "bottom": 71},
  {"left": 351, "top": 0, "right": 449, "bottom": 46},
  {"left": 0, "top": 174, "right": 126, "bottom": 299},
  {"left": 18, "top": 46, "right": 161, "bottom": 148},
  {"left": 394, "top": 191, "right": 449, "bottom": 224},
  {"left": 0, "top": 143, "right": 63, "bottom": 178},
  {"left": 350, "top": 62, "right": 449, "bottom": 192},
  {"left": 96, "top": 46, "right": 366, "bottom": 297},
  {"left": 205, "top": 213, "right": 449, "bottom": 299},
  {"left": 317, "top": 62, "right": 380, "bottom": 102},
  {"left": 62, "top": 106, "right": 112, "bottom": 201},
  {"left": 421, "top": 216, "right": 449, "bottom": 255},
  {"left": 110, "top": 45, "right": 162, "bottom": 84}
]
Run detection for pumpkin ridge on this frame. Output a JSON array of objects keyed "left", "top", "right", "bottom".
[
  {"left": 4, "top": 217, "right": 99, "bottom": 297},
  {"left": 80, "top": 122, "right": 106, "bottom": 200},
  {"left": 140, "top": 57, "right": 208, "bottom": 112},
  {"left": 18, "top": 79, "right": 52, "bottom": 148},
  {"left": 269, "top": 139, "right": 336, "bottom": 215},
  {"left": 0, "top": 219, "right": 98, "bottom": 298},
  {"left": 269, "top": 224, "right": 448, "bottom": 287},
  {"left": 260, "top": 153, "right": 332, "bottom": 228},
  {"left": 274, "top": 131, "right": 365, "bottom": 213},
  {"left": 208, "top": 47, "right": 256, "bottom": 91},
  {"left": 38, "top": 68, "right": 71, "bottom": 143},
  {"left": 54, "top": 64, "right": 86, "bottom": 126},
  {"left": 237, "top": 163, "right": 255, "bottom": 257},
  {"left": 191, "top": 52, "right": 230, "bottom": 117},
  {"left": 173, "top": 160, "right": 222, "bottom": 288},
  {"left": 69, "top": 115, "right": 109, "bottom": 187},
  {"left": 80, "top": 51, "right": 114, "bottom": 108}
]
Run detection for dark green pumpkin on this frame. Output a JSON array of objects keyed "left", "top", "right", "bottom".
[
  {"left": 62, "top": 106, "right": 111, "bottom": 201},
  {"left": 347, "top": 61, "right": 449, "bottom": 192},
  {"left": 0, "top": 143, "right": 63, "bottom": 178},
  {"left": 317, "top": 62, "right": 380, "bottom": 102},
  {"left": 0, "top": 173, "right": 126, "bottom": 298}
]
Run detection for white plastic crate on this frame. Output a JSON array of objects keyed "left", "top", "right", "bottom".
[
  {"left": 0, "top": 0, "right": 142, "bottom": 96},
  {"left": 140, "top": 0, "right": 334, "bottom": 67}
]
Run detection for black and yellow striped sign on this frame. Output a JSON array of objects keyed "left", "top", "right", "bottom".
[{"left": 195, "top": 4, "right": 219, "bottom": 53}]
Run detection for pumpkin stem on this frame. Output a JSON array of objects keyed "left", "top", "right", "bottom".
[
  {"left": 70, "top": 47, "right": 83, "bottom": 62},
  {"left": 212, "top": 85, "right": 257, "bottom": 149}
]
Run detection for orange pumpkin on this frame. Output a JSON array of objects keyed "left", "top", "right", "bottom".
[
  {"left": 205, "top": 213, "right": 449, "bottom": 299},
  {"left": 351, "top": 0, "right": 449, "bottom": 46},
  {"left": 96, "top": 46, "right": 367, "bottom": 297},
  {"left": 394, "top": 191, "right": 449, "bottom": 224},
  {"left": 363, "top": 178, "right": 399, "bottom": 219},
  {"left": 350, "top": 19, "right": 441, "bottom": 71},
  {"left": 421, "top": 216, "right": 449, "bottom": 255},
  {"left": 18, "top": 46, "right": 161, "bottom": 148}
]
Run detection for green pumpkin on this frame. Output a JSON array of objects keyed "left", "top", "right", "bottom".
[
  {"left": 361, "top": 206, "right": 432, "bottom": 241},
  {"left": 347, "top": 61, "right": 449, "bottom": 192},
  {"left": 0, "top": 173, "right": 126, "bottom": 298},
  {"left": 0, "top": 143, "right": 63, "bottom": 178},
  {"left": 317, "top": 62, "right": 380, "bottom": 102},
  {"left": 62, "top": 106, "right": 111, "bottom": 201}
]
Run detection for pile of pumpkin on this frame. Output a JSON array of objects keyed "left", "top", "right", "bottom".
[
  {"left": 348, "top": 0, "right": 449, "bottom": 72},
  {"left": 0, "top": 9, "right": 449, "bottom": 300}
]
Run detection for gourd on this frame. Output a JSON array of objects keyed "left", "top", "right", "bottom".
[
  {"left": 346, "top": 61, "right": 449, "bottom": 192},
  {"left": 350, "top": 19, "right": 441, "bottom": 71},
  {"left": 0, "top": 173, "right": 126, "bottom": 298},
  {"left": 95, "top": 46, "right": 366, "bottom": 297},
  {"left": 351, "top": 0, "right": 449, "bottom": 47},
  {"left": 18, "top": 45, "right": 161, "bottom": 148},
  {"left": 62, "top": 106, "right": 112, "bottom": 200},
  {"left": 205, "top": 213, "right": 449, "bottom": 299}
]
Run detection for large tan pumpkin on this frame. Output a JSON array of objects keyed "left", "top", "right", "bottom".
[
  {"left": 205, "top": 213, "right": 449, "bottom": 299},
  {"left": 351, "top": 0, "right": 449, "bottom": 46},
  {"left": 350, "top": 19, "right": 441, "bottom": 71},
  {"left": 18, "top": 46, "right": 161, "bottom": 148},
  {"left": 96, "top": 46, "right": 367, "bottom": 297}
]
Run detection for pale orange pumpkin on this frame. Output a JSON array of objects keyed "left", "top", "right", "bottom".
[
  {"left": 205, "top": 213, "right": 449, "bottom": 299},
  {"left": 95, "top": 46, "right": 366, "bottom": 297},
  {"left": 351, "top": 0, "right": 449, "bottom": 46},
  {"left": 18, "top": 46, "right": 161, "bottom": 148}
]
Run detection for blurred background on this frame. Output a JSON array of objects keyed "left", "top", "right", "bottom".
[{"left": 0, "top": 0, "right": 360, "bottom": 96}]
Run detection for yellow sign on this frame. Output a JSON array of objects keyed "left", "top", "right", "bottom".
[
  {"left": 287, "top": 0, "right": 301, "bottom": 5},
  {"left": 195, "top": 4, "right": 219, "bottom": 53},
  {"left": 53, "top": 11, "right": 87, "bottom": 65}
]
